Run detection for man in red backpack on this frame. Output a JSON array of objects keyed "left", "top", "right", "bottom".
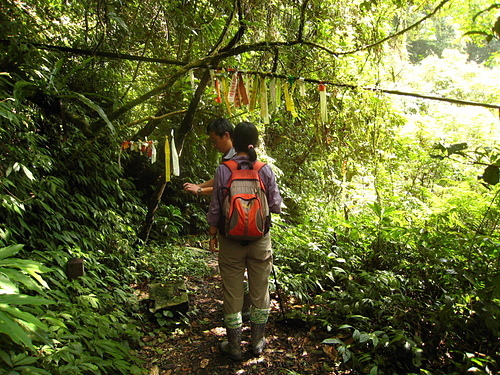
[{"left": 207, "top": 122, "right": 282, "bottom": 360}]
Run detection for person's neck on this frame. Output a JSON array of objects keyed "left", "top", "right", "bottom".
[{"left": 236, "top": 152, "right": 248, "bottom": 156}]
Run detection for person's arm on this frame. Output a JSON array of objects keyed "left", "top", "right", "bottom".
[
  {"left": 261, "top": 165, "right": 282, "bottom": 214},
  {"left": 183, "top": 178, "right": 214, "bottom": 195},
  {"left": 207, "top": 165, "right": 230, "bottom": 251}
]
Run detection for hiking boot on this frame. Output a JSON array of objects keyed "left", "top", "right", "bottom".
[
  {"left": 251, "top": 322, "right": 266, "bottom": 356},
  {"left": 220, "top": 327, "right": 242, "bottom": 361},
  {"left": 250, "top": 307, "right": 269, "bottom": 356}
]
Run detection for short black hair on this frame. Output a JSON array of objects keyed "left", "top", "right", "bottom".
[{"left": 206, "top": 118, "right": 234, "bottom": 137}]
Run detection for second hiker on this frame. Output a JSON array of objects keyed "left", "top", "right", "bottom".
[{"left": 207, "top": 121, "right": 282, "bottom": 360}]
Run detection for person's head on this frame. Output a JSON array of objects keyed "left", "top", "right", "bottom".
[
  {"left": 232, "top": 121, "right": 259, "bottom": 161},
  {"left": 206, "top": 118, "right": 233, "bottom": 155}
]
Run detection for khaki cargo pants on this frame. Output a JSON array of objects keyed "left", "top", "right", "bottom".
[{"left": 218, "top": 234, "right": 273, "bottom": 328}]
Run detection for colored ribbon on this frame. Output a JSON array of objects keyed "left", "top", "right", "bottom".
[
  {"left": 165, "top": 135, "right": 171, "bottom": 182},
  {"left": 249, "top": 76, "right": 259, "bottom": 112},
  {"left": 298, "top": 77, "right": 306, "bottom": 96},
  {"left": 189, "top": 70, "right": 196, "bottom": 90},
  {"left": 171, "top": 129, "right": 179, "bottom": 176},
  {"left": 220, "top": 70, "right": 232, "bottom": 114},
  {"left": 214, "top": 75, "right": 222, "bottom": 103},
  {"left": 228, "top": 72, "right": 238, "bottom": 104},
  {"left": 319, "top": 83, "right": 328, "bottom": 122},
  {"left": 238, "top": 73, "right": 249, "bottom": 105},
  {"left": 275, "top": 78, "right": 282, "bottom": 109},
  {"left": 269, "top": 77, "right": 276, "bottom": 113},
  {"left": 284, "top": 81, "right": 298, "bottom": 118},
  {"left": 259, "top": 76, "right": 269, "bottom": 124},
  {"left": 150, "top": 143, "right": 157, "bottom": 164}
]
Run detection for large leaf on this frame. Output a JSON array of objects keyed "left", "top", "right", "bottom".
[
  {"left": 0, "top": 262, "right": 51, "bottom": 289},
  {"left": 0, "top": 310, "right": 35, "bottom": 349},
  {"left": 0, "top": 268, "right": 43, "bottom": 293},
  {"left": 0, "top": 258, "right": 52, "bottom": 273},
  {"left": 72, "top": 93, "right": 115, "bottom": 133},
  {"left": 481, "top": 165, "right": 499, "bottom": 185},
  {"left": 0, "top": 303, "right": 48, "bottom": 331},
  {"left": 0, "top": 244, "right": 23, "bottom": 260},
  {"left": 0, "top": 273, "right": 19, "bottom": 294},
  {"left": 0, "top": 294, "right": 54, "bottom": 306}
]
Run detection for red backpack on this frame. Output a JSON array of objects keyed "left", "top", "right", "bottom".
[{"left": 220, "top": 160, "right": 270, "bottom": 244}]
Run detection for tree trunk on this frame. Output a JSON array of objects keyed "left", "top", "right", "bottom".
[
  {"left": 137, "top": 69, "right": 212, "bottom": 242},
  {"left": 137, "top": 177, "right": 167, "bottom": 241}
]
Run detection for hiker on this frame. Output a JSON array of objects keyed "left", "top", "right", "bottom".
[
  {"left": 183, "top": 118, "right": 236, "bottom": 196},
  {"left": 183, "top": 118, "right": 253, "bottom": 320},
  {"left": 207, "top": 121, "right": 282, "bottom": 360}
]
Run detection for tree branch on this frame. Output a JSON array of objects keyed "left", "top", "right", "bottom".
[
  {"left": 334, "top": 0, "right": 452, "bottom": 55},
  {"left": 298, "top": 0, "right": 310, "bottom": 41},
  {"left": 175, "top": 69, "right": 212, "bottom": 155},
  {"left": 207, "top": 0, "right": 238, "bottom": 55},
  {"left": 91, "top": 0, "right": 453, "bottom": 135},
  {"left": 123, "top": 109, "right": 187, "bottom": 129}
]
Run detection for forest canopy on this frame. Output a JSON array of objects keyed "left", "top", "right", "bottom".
[{"left": 0, "top": 0, "right": 499, "bottom": 374}]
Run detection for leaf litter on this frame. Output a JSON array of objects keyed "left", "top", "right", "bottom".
[{"left": 136, "top": 253, "right": 353, "bottom": 375}]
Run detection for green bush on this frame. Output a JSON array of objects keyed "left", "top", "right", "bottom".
[
  {"left": 0, "top": 244, "right": 54, "bottom": 350},
  {"left": 273, "top": 193, "right": 500, "bottom": 374}
]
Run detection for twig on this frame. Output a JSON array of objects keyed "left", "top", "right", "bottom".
[{"left": 121, "top": 109, "right": 187, "bottom": 128}]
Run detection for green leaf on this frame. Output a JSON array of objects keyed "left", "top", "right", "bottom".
[
  {"left": 0, "top": 303, "right": 48, "bottom": 331},
  {"left": 447, "top": 142, "right": 468, "bottom": 155},
  {"left": 0, "top": 349, "right": 13, "bottom": 367},
  {"left": 359, "top": 333, "right": 371, "bottom": 343},
  {"left": 481, "top": 165, "right": 499, "bottom": 185},
  {"left": 463, "top": 30, "right": 491, "bottom": 37},
  {"left": 72, "top": 93, "right": 115, "bottom": 133},
  {"left": 494, "top": 16, "right": 500, "bottom": 38},
  {"left": 0, "top": 259, "right": 51, "bottom": 273},
  {"left": 0, "top": 274, "right": 19, "bottom": 294},
  {"left": 0, "top": 311, "right": 35, "bottom": 349},
  {"left": 322, "top": 338, "right": 344, "bottom": 345},
  {"left": 0, "top": 294, "right": 54, "bottom": 306},
  {"left": 1, "top": 268, "right": 43, "bottom": 293},
  {"left": 12, "top": 353, "right": 39, "bottom": 366},
  {"left": 0, "top": 244, "right": 23, "bottom": 260}
]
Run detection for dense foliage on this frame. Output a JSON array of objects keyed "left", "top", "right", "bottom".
[{"left": 1, "top": 0, "right": 499, "bottom": 374}]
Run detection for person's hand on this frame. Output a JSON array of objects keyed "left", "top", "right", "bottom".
[
  {"left": 209, "top": 237, "right": 219, "bottom": 252},
  {"left": 183, "top": 182, "right": 200, "bottom": 195}
]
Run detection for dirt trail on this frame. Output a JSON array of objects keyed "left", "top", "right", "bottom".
[{"left": 138, "top": 254, "right": 345, "bottom": 375}]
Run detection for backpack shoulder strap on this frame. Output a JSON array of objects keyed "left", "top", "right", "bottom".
[
  {"left": 222, "top": 159, "right": 266, "bottom": 172},
  {"left": 222, "top": 159, "right": 238, "bottom": 172},
  {"left": 252, "top": 161, "right": 266, "bottom": 172}
]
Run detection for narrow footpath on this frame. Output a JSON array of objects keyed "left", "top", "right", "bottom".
[{"left": 137, "top": 253, "right": 348, "bottom": 375}]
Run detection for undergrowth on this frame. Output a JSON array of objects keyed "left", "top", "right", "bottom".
[{"left": 272, "top": 194, "right": 500, "bottom": 375}]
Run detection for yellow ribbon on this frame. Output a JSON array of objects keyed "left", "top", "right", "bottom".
[
  {"left": 284, "top": 81, "right": 298, "bottom": 118},
  {"left": 319, "top": 83, "right": 328, "bottom": 122},
  {"left": 165, "top": 135, "right": 171, "bottom": 182},
  {"left": 269, "top": 77, "right": 276, "bottom": 113},
  {"left": 259, "top": 76, "right": 269, "bottom": 124},
  {"left": 249, "top": 76, "right": 259, "bottom": 112}
]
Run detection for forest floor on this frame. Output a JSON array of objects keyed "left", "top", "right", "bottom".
[{"left": 136, "top": 253, "right": 350, "bottom": 375}]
